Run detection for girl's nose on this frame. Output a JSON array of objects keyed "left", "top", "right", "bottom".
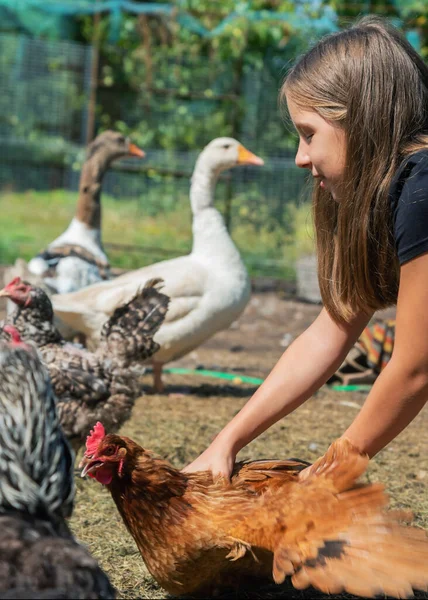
[{"left": 295, "top": 141, "right": 311, "bottom": 169}]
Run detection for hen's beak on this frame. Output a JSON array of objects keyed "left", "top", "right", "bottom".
[
  {"left": 128, "top": 142, "right": 145, "bottom": 158},
  {"left": 237, "top": 145, "right": 264, "bottom": 166},
  {"left": 0, "top": 288, "right": 10, "bottom": 298},
  {"left": 79, "top": 456, "right": 102, "bottom": 478}
]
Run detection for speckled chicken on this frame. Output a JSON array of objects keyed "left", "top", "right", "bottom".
[
  {"left": 80, "top": 423, "right": 428, "bottom": 598},
  {"left": 0, "top": 332, "right": 115, "bottom": 599},
  {"left": 0, "top": 277, "right": 169, "bottom": 449}
]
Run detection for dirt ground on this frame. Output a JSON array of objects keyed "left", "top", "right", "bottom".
[{"left": 0, "top": 273, "right": 427, "bottom": 599}]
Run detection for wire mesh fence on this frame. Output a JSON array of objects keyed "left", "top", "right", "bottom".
[{"left": 0, "top": 32, "right": 315, "bottom": 285}]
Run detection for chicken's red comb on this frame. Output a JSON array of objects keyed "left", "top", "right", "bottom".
[
  {"left": 85, "top": 422, "right": 106, "bottom": 456},
  {"left": 4, "top": 277, "right": 22, "bottom": 290}
]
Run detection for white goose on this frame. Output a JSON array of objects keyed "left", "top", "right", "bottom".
[
  {"left": 5, "top": 131, "right": 145, "bottom": 295},
  {"left": 52, "top": 137, "right": 264, "bottom": 391}
]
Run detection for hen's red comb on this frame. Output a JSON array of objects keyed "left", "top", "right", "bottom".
[
  {"left": 3, "top": 325, "right": 22, "bottom": 344},
  {"left": 85, "top": 422, "right": 106, "bottom": 456},
  {"left": 5, "top": 277, "right": 22, "bottom": 290}
]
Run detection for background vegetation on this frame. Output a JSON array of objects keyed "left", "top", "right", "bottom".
[{"left": 0, "top": 0, "right": 427, "bottom": 278}]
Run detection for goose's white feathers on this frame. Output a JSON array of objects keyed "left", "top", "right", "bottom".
[{"left": 53, "top": 138, "right": 263, "bottom": 368}]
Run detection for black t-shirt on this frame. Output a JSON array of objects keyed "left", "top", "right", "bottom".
[{"left": 390, "top": 148, "right": 428, "bottom": 265}]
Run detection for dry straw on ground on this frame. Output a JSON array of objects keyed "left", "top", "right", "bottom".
[
  {"left": 66, "top": 292, "right": 428, "bottom": 600},
  {"left": 0, "top": 274, "right": 426, "bottom": 599}
]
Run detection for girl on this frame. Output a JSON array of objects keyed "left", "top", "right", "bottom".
[{"left": 183, "top": 16, "right": 428, "bottom": 477}]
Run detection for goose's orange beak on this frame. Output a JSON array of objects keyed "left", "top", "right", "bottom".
[
  {"left": 237, "top": 145, "right": 264, "bottom": 166},
  {"left": 128, "top": 142, "right": 145, "bottom": 158}
]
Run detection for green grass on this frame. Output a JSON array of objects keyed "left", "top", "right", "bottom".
[{"left": 0, "top": 189, "right": 315, "bottom": 278}]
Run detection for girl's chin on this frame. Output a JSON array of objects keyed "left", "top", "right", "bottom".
[{"left": 318, "top": 179, "right": 341, "bottom": 201}]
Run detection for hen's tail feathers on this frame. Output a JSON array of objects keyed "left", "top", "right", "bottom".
[
  {"left": 289, "top": 514, "right": 428, "bottom": 598},
  {"left": 270, "top": 439, "right": 428, "bottom": 598},
  {"left": 301, "top": 437, "right": 369, "bottom": 493},
  {"left": 99, "top": 278, "right": 170, "bottom": 363},
  {"left": 229, "top": 439, "right": 428, "bottom": 598}
]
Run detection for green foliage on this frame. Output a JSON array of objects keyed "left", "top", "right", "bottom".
[
  {"left": 73, "top": 0, "right": 428, "bottom": 158},
  {"left": 76, "top": 1, "right": 331, "bottom": 154},
  {"left": 0, "top": 34, "right": 89, "bottom": 145},
  {"left": 326, "top": 0, "right": 427, "bottom": 57},
  {"left": 1, "top": 2, "right": 426, "bottom": 285}
]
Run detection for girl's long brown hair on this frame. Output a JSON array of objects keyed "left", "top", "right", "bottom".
[{"left": 282, "top": 16, "right": 428, "bottom": 323}]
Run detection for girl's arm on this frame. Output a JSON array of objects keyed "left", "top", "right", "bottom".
[
  {"left": 343, "top": 253, "right": 428, "bottom": 457},
  {"left": 183, "top": 305, "right": 371, "bottom": 477}
]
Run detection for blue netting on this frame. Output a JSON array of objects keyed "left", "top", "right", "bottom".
[
  {"left": 0, "top": 0, "right": 339, "bottom": 42},
  {"left": 0, "top": 0, "right": 421, "bottom": 51},
  {"left": 0, "top": 1, "right": 420, "bottom": 50},
  {"left": 0, "top": 1, "right": 424, "bottom": 277}
]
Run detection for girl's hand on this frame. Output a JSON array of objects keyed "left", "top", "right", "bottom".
[
  {"left": 298, "top": 465, "right": 312, "bottom": 481},
  {"left": 182, "top": 439, "right": 236, "bottom": 481}
]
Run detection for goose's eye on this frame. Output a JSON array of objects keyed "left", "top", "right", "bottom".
[{"left": 223, "top": 144, "right": 231, "bottom": 149}]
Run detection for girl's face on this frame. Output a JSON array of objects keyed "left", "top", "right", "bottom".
[{"left": 287, "top": 96, "right": 347, "bottom": 200}]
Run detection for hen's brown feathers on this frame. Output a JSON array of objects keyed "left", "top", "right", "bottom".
[
  {"left": 83, "top": 434, "right": 428, "bottom": 598},
  {"left": 230, "top": 458, "right": 310, "bottom": 494}
]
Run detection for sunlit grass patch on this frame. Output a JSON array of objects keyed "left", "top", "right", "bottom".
[{"left": 1, "top": 189, "right": 315, "bottom": 278}]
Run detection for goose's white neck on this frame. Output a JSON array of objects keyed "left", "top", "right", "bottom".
[
  {"left": 190, "top": 157, "right": 220, "bottom": 215},
  {"left": 49, "top": 217, "right": 107, "bottom": 261},
  {"left": 190, "top": 161, "right": 244, "bottom": 269},
  {"left": 62, "top": 218, "right": 103, "bottom": 245}
]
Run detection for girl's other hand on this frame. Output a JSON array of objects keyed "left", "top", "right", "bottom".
[
  {"left": 182, "top": 439, "right": 236, "bottom": 481},
  {"left": 298, "top": 465, "right": 312, "bottom": 481}
]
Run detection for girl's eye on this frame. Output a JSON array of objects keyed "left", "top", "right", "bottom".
[{"left": 305, "top": 134, "right": 313, "bottom": 142}]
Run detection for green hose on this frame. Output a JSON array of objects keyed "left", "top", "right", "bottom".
[
  {"left": 329, "top": 384, "right": 373, "bottom": 391},
  {"left": 163, "top": 367, "right": 264, "bottom": 385},
  {"left": 163, "top": 367, "right": 372, "bottom": 391}
]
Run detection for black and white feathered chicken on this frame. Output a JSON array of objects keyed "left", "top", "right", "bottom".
[
  {"left": 0, "top": 331, "right": 115, "bottom": 599},
  {"left": 0, "top": 277, "right": 169, "bottom": 450}
]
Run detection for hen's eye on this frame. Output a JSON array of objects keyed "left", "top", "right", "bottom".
[
  {"left": 104, "top": 446, "right": 116, "bottom": 456},
  {"left": 223, "top": 144, "right": 231, "bottom": 149}
]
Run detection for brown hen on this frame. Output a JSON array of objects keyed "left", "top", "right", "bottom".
[
  {"left": 0, "top": 277, "right": 169, "bottom": 449},
  {"left": 80, "top": 423, "right": 428, "bottom": 598}
]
